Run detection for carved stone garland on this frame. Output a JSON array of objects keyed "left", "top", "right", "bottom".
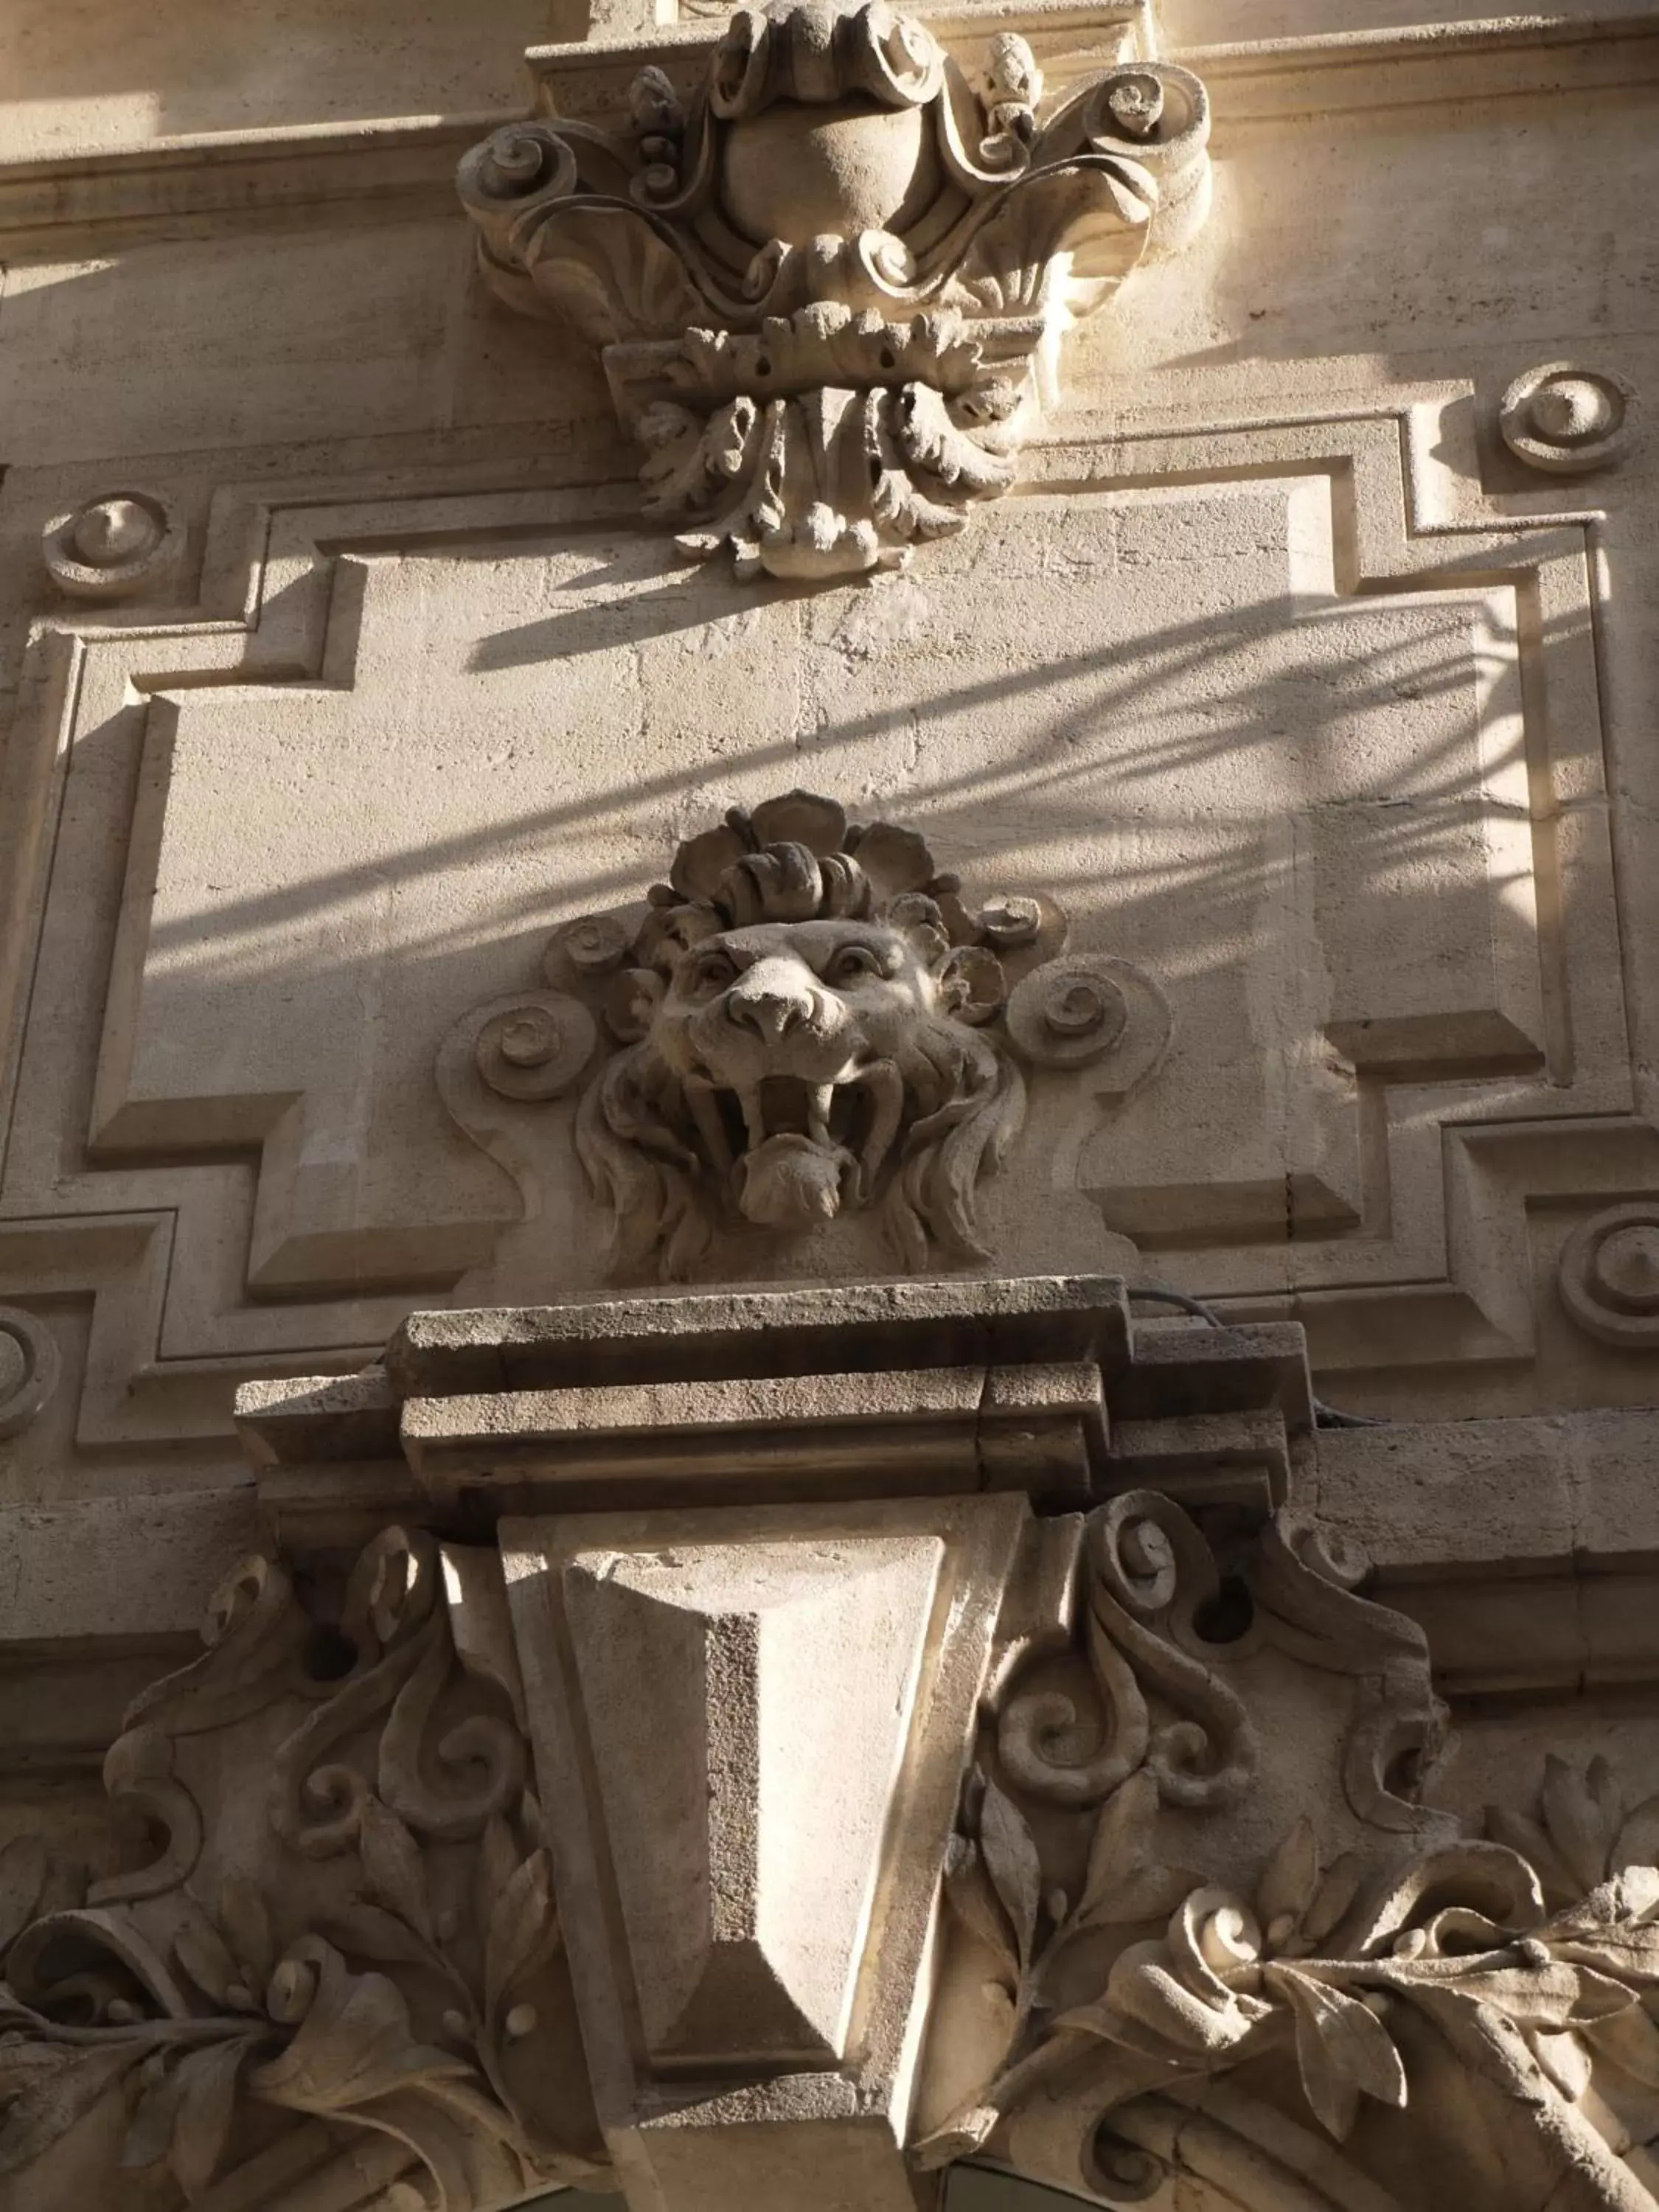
[
  {"left": 438, "top": 787, "right": 1172, "bottom": 1280},
  {"left": 917, "top": 1492, "right": 1659, "bottom": 2212},
  {"left": 457, "top": 1, "right": 1211, "bottom": 578}
]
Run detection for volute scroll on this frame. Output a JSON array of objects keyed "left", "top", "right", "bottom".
[{"left": 458, "top": 0, "right": 1211, "bottom": 579}]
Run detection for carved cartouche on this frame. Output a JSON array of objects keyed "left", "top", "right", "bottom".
[{"left": 457, "top": 0, "right": 1211, "bottom": 578}]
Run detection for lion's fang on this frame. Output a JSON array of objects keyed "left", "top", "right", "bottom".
[{"left": 738, "top": 1086, "right": 768, "bottom": 1150}]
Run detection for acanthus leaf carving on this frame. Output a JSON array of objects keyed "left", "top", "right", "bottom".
[
  {"left": 457, "top": 3, "right": 1211, "bottom": 578},
  {"left": 917, "top": 1492, "right": 1659, "bottom": 2211},
  {"left": 13, "top": 1289, "right": 1659, "bottom": 2208},
  {"left": 0, "top": 1533, "right": 603, "bottom": 2212}
]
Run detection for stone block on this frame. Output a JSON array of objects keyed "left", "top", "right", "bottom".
[
  {"left": 0, "top": 1489, "right": 260, "bottom": 1643},
  {"left": 1315, "top": 1416, "right": 1576, "bottom": 1577},
  {"left": 501, "top": 1492, "right": 1027, "bottom": 2195}
]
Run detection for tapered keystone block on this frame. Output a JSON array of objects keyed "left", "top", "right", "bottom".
[
  {"left": 562, "top": 1534, "right": 943, "bottom": 2066},
  {"left": 504, "top": 1494, "right": 1027, "bottom": 2212}
]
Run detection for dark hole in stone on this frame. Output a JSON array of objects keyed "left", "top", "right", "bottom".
[
  {"left": 305, "top": 1625, "right": 358, "bottom": 1681},
  {"left": 1192, "top": 1573, "right": 1253, "bottom": 1645},
  {"left": 1385, "top": 1745, "right": 1425, "bottom": 1798},
  {"left": 457, "top": 1481, "right": 499, "bottom": 1544}
]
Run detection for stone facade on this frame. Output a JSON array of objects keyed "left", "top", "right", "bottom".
[{"left": 1, "top": 1, "right": 1658, "bottom": 2208}]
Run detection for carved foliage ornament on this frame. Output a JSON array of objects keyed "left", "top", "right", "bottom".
[
  {"left": 0, "top": 1531, "right": 602, "bottom": 2212},
  {"left": 921, "top": 1492, "right": 1659, "bottom": 2212},
  {"left": 439, "top": 790, "right": 1172, "bottom": 1280},
  {"left": 6, "top": 1504, "right": 1659, "bottom": 2205},
  {"left": 457, "top": 1, "right": 1210, "bottom": 578}
]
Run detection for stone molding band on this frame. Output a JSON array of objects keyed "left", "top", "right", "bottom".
[{"left": 0, "top": 14, "right": 1652, "bottom": 254}]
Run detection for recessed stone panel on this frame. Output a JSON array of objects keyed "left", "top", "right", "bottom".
[{"left": 58, "top": 462, "right": 1574, "bottom": 1332}]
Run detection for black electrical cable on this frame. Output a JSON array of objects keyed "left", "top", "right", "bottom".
[{"left": 1123, "top": 1282, "right": 1388, "bottom": 1430}]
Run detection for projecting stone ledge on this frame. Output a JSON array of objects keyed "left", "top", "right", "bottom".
[{"left": 233, "top": 1273, "right": 1313, "bottom": 1548}]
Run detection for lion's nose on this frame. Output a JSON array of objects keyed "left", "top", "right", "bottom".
[{"left": 726, "top": 978, "right": 813, "bottom": 1043}]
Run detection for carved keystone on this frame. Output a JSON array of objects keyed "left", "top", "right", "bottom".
[
  {"left": 504, "top": 1494, "right": 1026, "bottom": 2211},
  {"left": 562, "top": 1534, "right": 943, "bottom": 2067}
]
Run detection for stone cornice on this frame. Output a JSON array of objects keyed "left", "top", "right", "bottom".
[
  {"left": 0, "top": 113, "right": 506, "bottom": 256},
  {"left": 1187, "top": 5, "right": 1659, "bottom": 120},
  {"left": 0, "top": 10, "right": 1653, "bottom": 251},
  {"left": 237, "top": 1276, "right": 1314, "bottom": 1552}
]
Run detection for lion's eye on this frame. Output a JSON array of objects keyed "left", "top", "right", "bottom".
[
  {"left": 691, "top": 951, "right": 737, "bottom": 992},
  {"left": 828, "top": 946, "right": 886, "bottom": 984}
]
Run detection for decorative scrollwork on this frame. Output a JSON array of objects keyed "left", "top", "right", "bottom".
[
  {"left": 938, "top": 1754, "right": 1659, "bottom": 2211},
  {"left": 916, "top": 1523, "right": 1659, "bottom": 2211},
  {"left": 1006, "top": 956, "right": 1129, "bottom": 1066},
  {"left": 1086, "top": 2121, "right": 1166, "bottom": 2202},
  {"left": 457, "top": 5, "right": 1211, "bottom": 578},
  {"left": 470, "top": 995, "right": 599, "bottom": 1103},
  {"left": 0, "top": 1532, "right": 602, "bottom": 2211},
  {"left": 917, "top": 1496, "right": 1452, "bottom": 2178},
  {"left": 997, "top": 1492, "right": 1256, "bottom": 1811},
  {"left": 1004, "top": 952, "right": 1171, "bottom": 1087}
]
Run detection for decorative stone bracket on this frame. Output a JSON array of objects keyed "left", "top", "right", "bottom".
[
  {"left": 457, "top": 1, "right": 1210, "bottom": 578},
  {"left": 7, "top": 1281, "right": 1659, "bottom": 2210},
  {"left": 0, "top": 1526, "right": 604, "bottom": 2212}
]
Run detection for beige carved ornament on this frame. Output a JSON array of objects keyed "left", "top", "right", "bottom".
[
  {"left": 439, "top": 789, "right": 1172, "bottom": 1280},
  {"left": 0, "top": 1529, "right": 603, "bottom": 2212},
  {"left": 457, "top": 1, "right": 1210, "bottom": 578},
  {"left": 920, "top": 1495, "right": 1659, "bottom": 2212},
  {"left": 7, "top": 1475, "right": 1659, "bottom": 2208}
]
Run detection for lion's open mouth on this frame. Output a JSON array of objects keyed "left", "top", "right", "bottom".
[{"left": 683, "top": 1062, "right": 904, "bottom": 1218}]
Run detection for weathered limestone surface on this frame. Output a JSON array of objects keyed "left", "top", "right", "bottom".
[
  {"left": 1, "top": 0, "right": 554, "bottom": 159},
  {"left": 2, "top": 0, "right": 1659, "bottom": 2205}
]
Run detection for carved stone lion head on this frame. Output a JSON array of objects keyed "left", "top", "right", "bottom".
[{"left": 572, "top": 792, "right": 1043, "bottom": 1279}]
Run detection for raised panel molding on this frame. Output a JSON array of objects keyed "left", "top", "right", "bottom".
[{"left": 0, "top": 383, "right": 1641, "bottom": 1453}]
